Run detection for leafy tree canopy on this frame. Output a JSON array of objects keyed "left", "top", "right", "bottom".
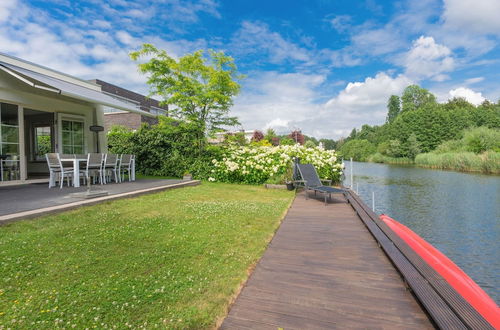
[
  {"left": 339, "top": 139, "right": 376, "bottom": 161},
  {"left": 401, "top": 85, "right": 436, "bottom": 112},
  {"left": 386, "top": 95, "right": 401, "bottom": 123},
  {"left": 130, "top": 44, "right": 243, "bottom": 134}
]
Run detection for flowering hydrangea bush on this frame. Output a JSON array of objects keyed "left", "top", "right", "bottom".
[{"left": 208, "top": 145, "right": 344, "bottom": 184}]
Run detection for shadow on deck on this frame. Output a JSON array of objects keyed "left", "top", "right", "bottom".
[{"left": 221, "top": 191, "right": 433, "bottom": 329}]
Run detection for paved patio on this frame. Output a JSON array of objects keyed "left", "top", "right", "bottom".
[{"left": 0, "top": 179, "right": 199, "bottom": 222}]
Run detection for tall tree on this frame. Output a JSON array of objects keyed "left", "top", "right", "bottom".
[
  {"left": 288, "top": 130, "right": 305, "bottom": 145},
  {"left": 251, "top": 130, "right": 264, "bottom": 142},
  {"left": 130, "top": 44, "right": 242, "bottom": 135},
  {"left": 264, "top": 128, "right": 277, "bottom": 141},
  {"left": 386, "top": 95, "right": 401, "bottom": 123},
  {"left": 401, "top": 85, "right": 436, "bottom": 112}
]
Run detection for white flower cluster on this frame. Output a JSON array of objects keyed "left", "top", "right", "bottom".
[{"left": 209, "top": 144, "right": 343, "bottom": 184}]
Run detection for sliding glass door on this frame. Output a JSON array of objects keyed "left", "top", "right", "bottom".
[{"left": 0, "top": 102, "right": 20, "bottom": 181}]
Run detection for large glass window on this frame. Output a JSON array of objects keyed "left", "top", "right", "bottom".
[
  {"left": 61, "top": 119, "right": 84, "bottom": 154},
  {"left": 0, "top": 102, "right": 20, "bottom": 181}
]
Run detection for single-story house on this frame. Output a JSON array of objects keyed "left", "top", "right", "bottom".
[
  {"left": 90, "top": 79, "right": 168, "bottom": 132},
  {"left": 0, "top": 53, "right": 150, "bottom": 185}
]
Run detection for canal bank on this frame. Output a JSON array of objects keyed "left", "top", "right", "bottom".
[{"left": 344, "top": 161, "right": 500, "bottom": 304}]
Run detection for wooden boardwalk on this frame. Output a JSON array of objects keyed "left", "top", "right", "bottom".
[{"left": 221, "top": 192, "right": 433, "bottom": 329}]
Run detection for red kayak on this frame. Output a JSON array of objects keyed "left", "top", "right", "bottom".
[{"left": 380, "top": 214, "right": 500, "bottom": 329}]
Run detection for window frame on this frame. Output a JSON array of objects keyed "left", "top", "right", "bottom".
[{"left": 57, "top": 113, "right": 87, "bottom": 154}]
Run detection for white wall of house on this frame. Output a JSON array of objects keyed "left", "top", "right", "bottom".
[{"left": 0, "top": 57, "right": 107, "bottom": 184}]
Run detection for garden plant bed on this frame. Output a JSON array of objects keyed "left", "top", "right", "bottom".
[{"left": 0, "top": 183, "right": 294, "bottom": 328}]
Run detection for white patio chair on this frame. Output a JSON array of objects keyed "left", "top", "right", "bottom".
[
  {"left": 119, "top": 154, "right": 133, "bottom": 182},
  {"left": 3, "top": 155, "right": 20, "bottom": 181},
  {"left": 103, "top": 154, "right": 119, "bottom": 184},
  {"left": 82, "top": 153, "right": 105, "bottom": 185},
  {"left": 45, "top": 153, "right": 74, "bottom": 188}
]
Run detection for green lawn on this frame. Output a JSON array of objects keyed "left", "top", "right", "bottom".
[{"left": 0, "top": 183, "right": 294, "bottom": 329}]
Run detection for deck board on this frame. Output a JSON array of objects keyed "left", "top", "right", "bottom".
[{"left": 221, "top": 192, "right": 433, "bottom": 329}]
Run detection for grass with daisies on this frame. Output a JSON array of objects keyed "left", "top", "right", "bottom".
[{"left": 0, "top": 183, "right": 293, "bottom": 329}]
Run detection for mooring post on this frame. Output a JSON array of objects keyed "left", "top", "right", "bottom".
[
  {"left": 350, "top": 158, "right": 353, "bottom": 189},
  {"left": 293, "top": 157, "right": 300, "bottom": 181}
]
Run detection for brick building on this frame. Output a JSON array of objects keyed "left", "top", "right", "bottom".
[{"left": 90, "top": 79, "right": 168, "bottom": 131}]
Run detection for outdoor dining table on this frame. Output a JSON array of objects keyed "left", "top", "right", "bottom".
[
  {"left": 59, "top": 156, "right": 87, "bottom": 188},
  {"left": 58, "top": 155, "right": 136, "bottom": 187}
]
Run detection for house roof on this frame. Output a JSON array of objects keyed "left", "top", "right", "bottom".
[{"left": 0, "top": 53, "right": 151, "bottom": 116}]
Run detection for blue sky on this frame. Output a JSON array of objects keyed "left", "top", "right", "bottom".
[{"left": 1, "top": 0, "right": 499, "bottom": 138}]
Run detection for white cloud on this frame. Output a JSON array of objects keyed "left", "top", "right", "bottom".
[
  {"left": 443, "top": 0, "right": 500, "bottom": 35},
  {"left": 92, "top": 19, "right": 111, "bottom": 29},
  {"left": 403, "top": 36, "right": 455, "bottom": 81},
  {"left": 0, "top": 0, "right": 209, "bottom": 94},
  {"left": 265, "top": 118, "right": 290, "bottom": 131},
  {"left": 464, "top": 77, "right": 484, "bottom": 85},
  {"left": 326, "top": 73, "right": 412, "bottom": 109},
  {"left": 232, "top": 71, "right": 413, "bottom": 139},
  {"left": 329, "top": 15, "right": 352, "bottom": 33},
  {"left": 160, "top": 0, "right": 221, "bottom": 22},
  {"left": 320, "top": 73, "right": 412, "bottom": 136},
  {"left": 231, "top": 21, "right": 311, "bottom": 64},
  {"left": 232, "top": 71, "right": 325, "bottom": 134},
  {"left": 351, "top": 25, "right": 406, "bottom": 56},
  {"left": 448, "top": 87, "right": 485, "bottom": 105},
  {"left": 0, "top": 0, "right": 17, "bottom": 23}
]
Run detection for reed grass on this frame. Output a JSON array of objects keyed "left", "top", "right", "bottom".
[
  {"left": 415, "top": 151, "right": 500, "bottom": 174},
  {"left": 368, "top": 153, "right": 414, "bottom": 165}
]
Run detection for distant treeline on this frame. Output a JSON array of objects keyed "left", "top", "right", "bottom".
[{"left": 338, "top": 85, "right": 500, "bottom": 173}]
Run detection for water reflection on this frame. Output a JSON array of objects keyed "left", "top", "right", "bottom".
[{"left": 344, "top": 161, "right": 500, "bottom": 304}]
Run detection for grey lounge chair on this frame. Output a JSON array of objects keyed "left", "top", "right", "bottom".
[{"left": 295, "top": 163, "right": 345, "bottom": 205}]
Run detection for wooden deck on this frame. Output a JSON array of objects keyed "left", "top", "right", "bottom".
[{"left": 221, "top": 192, "right": 433, "bottom": 329}]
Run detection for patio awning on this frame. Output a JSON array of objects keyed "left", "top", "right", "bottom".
[{"left": 0, "top": 61, "right": 154, "bottom": 117}]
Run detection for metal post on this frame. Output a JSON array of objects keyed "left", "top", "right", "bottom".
[
  {"left": 372, "top": 191, "right": 375, "bottom": 211},
  {"left": 350, "top": 158, "right": 353, "bottom": 189}
]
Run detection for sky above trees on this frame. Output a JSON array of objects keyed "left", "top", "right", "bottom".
[{"left": 0, "top": 0, "right": 499, "bottom": 138}]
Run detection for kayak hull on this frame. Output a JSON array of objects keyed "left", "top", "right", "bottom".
[{"left": 380, "top": 214, "right": 500, "bottom": 329}]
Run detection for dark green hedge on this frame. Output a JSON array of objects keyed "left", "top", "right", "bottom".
[{"left": 107, "top": 117, "right": 221, "bottom": 179}]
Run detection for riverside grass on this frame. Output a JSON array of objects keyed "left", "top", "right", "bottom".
[
  {"left": 0, "top": 183, "right": 294, "bottom": 329},
  {"left": 368, "top": 153, "right": 413, "bottom": 165},
  {"left": 415, "top": 151, "right": 500, "bottom": 174}
]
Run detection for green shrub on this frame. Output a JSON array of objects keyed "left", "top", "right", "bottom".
[
  {"left": 434, "top": 139, "right": 465, "bottom": 154},
  {"left": 339, "top": 139, "right": 376, "bottom": 161},
  {"left": 304, "top": 140, "right": 317, "bottom": 148},
  {"left": 463, "top": 126, "right": 500, "bottom": 153},
  {"left": 386, "top": 139, "right": 403, "bottom": 158},
  {"left": 280, "top": 137, "right": 295, "bottom": 146},
  {"left": 377, "top": 141, "right": 390, "bottom": 155},
  {"left": 108, "top": 118, "right": 210, "bottom": 178}
]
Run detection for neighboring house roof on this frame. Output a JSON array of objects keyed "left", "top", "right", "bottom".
[
  {"left": 91, "top": 79, "right": 168, "bottom": 116},
  {"left": 0, "top": 52, "right": 149, "bottom": 116}
]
